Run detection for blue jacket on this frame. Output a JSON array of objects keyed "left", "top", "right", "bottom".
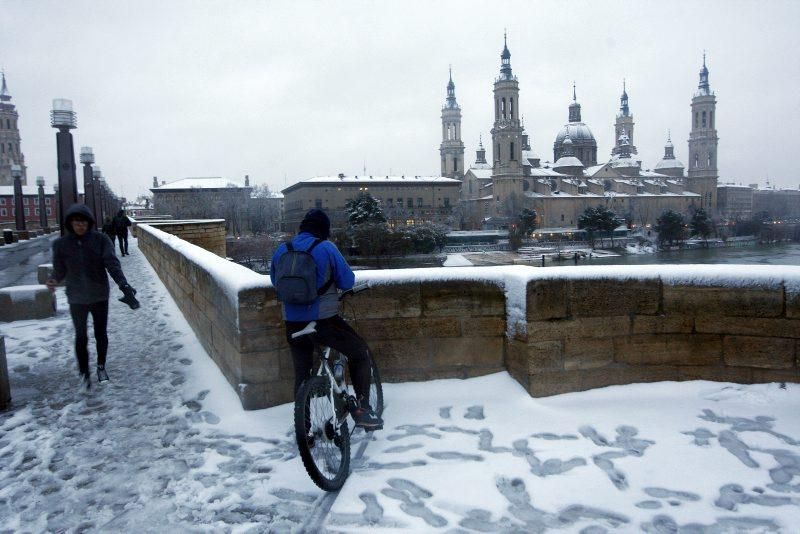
[{"left": 270, "top": 232, "right": 355, "bottom": 321}]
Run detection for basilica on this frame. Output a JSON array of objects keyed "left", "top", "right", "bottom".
[{"left": 442, "top": 37, "right": 719, "bottom": 230}]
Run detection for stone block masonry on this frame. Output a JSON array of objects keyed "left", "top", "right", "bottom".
[
  {"left": 0, "top": 285, "right": 56, "bottom": 322},
  {"left": 136, "top": 222, "right": 800, "bottom": 410},
  {"left": 136, "top": 220, "right": 226, "bottom": 257},
  {"left": 0, "top": 337, "right": 9, "bottom": 409}
]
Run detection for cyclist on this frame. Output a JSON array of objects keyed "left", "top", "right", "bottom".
[{"left": 270, "top": 208, "right": 383, "bottom": 430}]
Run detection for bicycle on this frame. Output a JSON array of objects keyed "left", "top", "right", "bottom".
[{"left": 292, "top": 283, "right": 384, "bottom": 491}]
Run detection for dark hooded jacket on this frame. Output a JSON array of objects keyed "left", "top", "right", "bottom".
[
  {"left": 52, "top": 204, "right": 128, "bottom": 305},
  {"left": 112, "top": 210, "right": 132, "bottom": 236}
]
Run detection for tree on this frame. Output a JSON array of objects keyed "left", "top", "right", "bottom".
[
  {"left": 518, "top": 208, "right": 537, "bottom": 237},
  {"left": 405, "top": 223, "right": 448, "bottom": 253},
  {"left": 578, "top": 206, "right": 619, "bottom": 248},
  {"left": 345, "top": 194, "right": 386, "bottom": 226},
  {"left": 655, "top": 209, "right": 685, "bottom": 247},
  {"left": 689, "top": 208, "right": 713, "bottom": 245}
]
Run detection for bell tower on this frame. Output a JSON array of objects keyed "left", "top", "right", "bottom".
[
  {"left": 686, "top": 53, "right": 719, "bottom": 212},
  {"left": 440, "top": 67, "right": 465, "bottom": 179},
  {"left": 611, "top": 79, "right": 637, "bottom": 156},
  {"left": 0, "top": 71, "right": 27, "bottom": 186},
  {"left": 490, "top": 33, "right": 524, "bottom": 177}
]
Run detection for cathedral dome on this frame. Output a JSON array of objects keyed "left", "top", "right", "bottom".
[
  {"left": 655, "top": 158, "right": 685, "bottom": 171},
  {"left": 554, "top": 123, "right": 596, "bottom": 146}
]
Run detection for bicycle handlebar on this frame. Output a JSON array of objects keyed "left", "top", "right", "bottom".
[{"left": 338, "top": 281, "right": 370, "bottom": 301}]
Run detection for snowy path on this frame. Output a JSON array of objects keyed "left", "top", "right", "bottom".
[{"left": 2, "top": 238, "right": 800, "bottom": 532}]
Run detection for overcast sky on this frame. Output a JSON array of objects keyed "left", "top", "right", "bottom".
[{"left": 3, "top": 0, "right": 799, "bottom": 199}]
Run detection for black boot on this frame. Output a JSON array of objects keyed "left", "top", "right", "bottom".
[
  {"left": 350, "top": 397, "right": 383, "bottom": 430},
  {"left": 97, "top": 365, "right": 109, "bottom": 383}
]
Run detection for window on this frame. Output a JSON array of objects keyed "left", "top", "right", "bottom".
[
  {"left": 702, "top": 111, "right": 707, "bottom": 127},
  {"left": 444, "top": 198, "right": 450, "bottom": 208},
  {"left": 0, "top": 208, "right": 5, "bottom": 216},
  {"left": 35, "top": 208, "right": 39, "bottom": 215},
  {"left": 510, "top": 97, "right": 514, "bottom": 118},
  {"left": 694, "top": 154, "right": 699, "bottom": 168},
  {"left": 501, "top": 97, "right": 506, "bottom": 119},
  {"left": 510, "top": 142, "right": 515, "bottom": 160},
  {"left": 453, "top": 158, "right": 458, "bottom": 172},
  {"left": 315, "top": 199, "right": 322, "bottom": 209},
  {"left": 24, "top": 208, "right": 29, "bottom": 216},
  {"left": 417, "top": 197, "right": 423, "bottom": 207},
  {"left": 0, "top": 143, "right": 3, "bottom": 153},
  {"left": 695, "top": 112, "right": 698, "bottom": 128},
  {"left": 407, "top": 198, "right": 413, "bottom": 209},
  {"left": 561, "top": 214, "right": 565, "bottom": 222},
  {"left": 33, "top": 197, "right": 38, "bottom": 205},
  {"left": 710, "top": 111, "right": 714, "bottom": 128},
  {"left": 23, "top": 197, "right": 28, "bottom": 205},
  {"left": 397, "top": 198, "right": 403, "bottom": 208},
  {"left": 0, "top": 198, "right": 4, "bottom": 205},
  {"left": 47, "top": 208, "right": 52, "bottom": 215},
  {"left": 5, "top": 119, "right": 8, "bottom": 129}
]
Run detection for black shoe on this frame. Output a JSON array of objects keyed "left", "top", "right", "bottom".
[
  {"left": 97, "top": 366, "right": 109, "bottom": 382},
  {"left": 350, "top": 400, "right": 383, "bottom": 430}
]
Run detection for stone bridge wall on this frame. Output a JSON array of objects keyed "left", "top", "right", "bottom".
[
  {"left": 137, "top": 224, "right": 800, "bottom": 410},
  {"left": 133, "top": 219, "right": 226, "bottom": 257}
]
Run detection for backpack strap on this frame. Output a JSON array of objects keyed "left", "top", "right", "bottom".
[
  {"left": 285, "top": 241, "right": 294, "bottom": 252},
  {"left": 306, "top": 239, "right": 335, "bottom": 296}
]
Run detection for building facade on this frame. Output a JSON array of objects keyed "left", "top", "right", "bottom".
[
  {"left": 0, "top": 72, "right": 27, "bottom": 186},
  {"left": 0, "top": 185, "right": 56, "bottom": 228},
  {"left": 281, "top": 175, "right": 461, "bottom": 231},
  {"left": 150, "top": 177, "right": 252, "bottom": 235},
  {"left": 752, "top": 187, "right": 800, "bottom": 220},
  {"left": 717, "top": 184, "right": 754, "bottom": 221}
]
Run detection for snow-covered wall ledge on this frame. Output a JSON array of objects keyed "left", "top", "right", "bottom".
[
  {"left": 133, "top": 219, "right": 227, "bottom": 257},
  {"left": 137, "top": 225, "right": 800, "bottom": 409}
]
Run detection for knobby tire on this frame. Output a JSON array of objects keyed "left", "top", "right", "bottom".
[{"left": 294, "top": 376, "right": 350, "bottom": 491}]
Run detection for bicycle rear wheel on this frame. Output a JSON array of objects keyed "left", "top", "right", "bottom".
[{"left": 294, "top": 376, "right": 350, "bottom": 491}]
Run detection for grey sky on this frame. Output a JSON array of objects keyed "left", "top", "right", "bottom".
[{"left": 3, "top": 0, "right": 799, "bottom": 200}]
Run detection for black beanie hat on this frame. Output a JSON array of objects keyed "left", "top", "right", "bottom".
[{"left": 299, "top": 208, "right": 331, "bottom": 239}]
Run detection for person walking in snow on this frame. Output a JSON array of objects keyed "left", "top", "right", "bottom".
[
  {"left": 112, "top": 209, "right": 132, "bottom": 256},
  {"left": 102, "top": 216, "right": 116, "bottom": 248},
  {"left": 270, "top": 208, "right": 383, "bottom": 430},
  {"left": 46, "top": 204, "right": 139, "bottom": 389}
]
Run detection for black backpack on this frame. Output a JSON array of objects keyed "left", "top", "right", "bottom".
[{"left": 273, "top": 239, "right": 333, "bottom": 305}]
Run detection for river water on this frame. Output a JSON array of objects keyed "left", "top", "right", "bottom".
[{"left": 581, "top": 242, "right": 800, "bottom": 267}]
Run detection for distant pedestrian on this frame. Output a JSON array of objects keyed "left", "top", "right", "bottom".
[
  {"left": 46, "top": 204, "right": 139, "bottom": 389},
  {"left": 102, "top": 216, "right": 116, "bottom": 248},
  {"left": 113, "top": 209, "right": 132, "bottom": 256}
]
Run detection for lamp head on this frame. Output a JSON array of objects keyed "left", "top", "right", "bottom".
[
  {"left": 36, "top": 176, "right": 45, "bottom": 187},
  {"left": 10, "top": 164, "right": 21, "bottom": 178},
  {"left": 50, "top": 98, "right": 77, "bottom": 129},
  {"left": 79, "top": 146, "right": 94, "bottom": 164}
]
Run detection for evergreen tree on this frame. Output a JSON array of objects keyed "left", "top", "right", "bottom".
[
  {"left": 655, "top": 209, "right": 685, "bottom": 247},
  {"left": 689, "top": 208, "right": 713, "bottom": 245},
  {"left": 578, "top": 206, "right": 619, "bottom": 247},
  {"left": 345, "top": 193, "right": 386, "bottom": 226},
  {"left": 518, "top": 208, "right": 538, "bottom": 237}
]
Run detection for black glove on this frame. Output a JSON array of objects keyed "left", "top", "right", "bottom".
[{"left": 118, "top": 284, "right": 140, "bottom": 310}]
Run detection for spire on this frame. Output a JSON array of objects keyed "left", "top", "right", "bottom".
[
  {"left": 697, "top": 51, "right": 711, "bottom": 95},
  {"left": 663, "top": 130, "right": 675, "bottom": 159},
  {"left": 568, "top": 82, "right": 582, "bottom": 122},
  {"left": 476, "top": 135, "right": 487, "bottom": 164},
  {"left": 499, "top": 31, "right": 513, "bottom": 80},
  {"left": 619, "top": 78, "right": 629, "bottom": 117},
  {"left": 445, "top": 65, "right": 458, "bottom": 108},
  {"left": 0, "top": 70, "right": 10, "bottom": 102}
]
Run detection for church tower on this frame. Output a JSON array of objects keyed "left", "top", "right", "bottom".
[
  {"left": 440, "top": 67, "right": 465, "bottom": 179},
  {"left": 490, "top": 33, "right": 524, "bottom": 217},
  {"left": 611, "top": 80, "right": 637, "bottom": 156},
  {"left": 0, "top": 71, "right": 27, "bottom": 186},
  {"left": 686, "top": 54, "right": 719, "bottom": 211}
]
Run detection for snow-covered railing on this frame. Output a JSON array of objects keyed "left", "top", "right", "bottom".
[{"left": 137, "top": 223, "right": 800, "bottom": 409}]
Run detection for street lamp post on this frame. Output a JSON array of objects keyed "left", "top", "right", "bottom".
[
  {"left": 36, "top": 176, "right": 48, "bottom": 229},
  {"left": 93, "top": 166, "right": 104, "bottom": 223},
  {"left": 50, "top": 98, "right": 78, "bottom": 235},
  {"left": 11, "top": 164, "right": 25, "bottom": 231},
  {"left": 80, "top": 146, "right": 97, "bottom": 221}
]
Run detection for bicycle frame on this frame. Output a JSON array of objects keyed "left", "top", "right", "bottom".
[{"left": 315, "top": 346, "right": 350, "bottom": 429}]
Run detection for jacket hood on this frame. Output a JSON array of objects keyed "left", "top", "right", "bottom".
[{"left": 64, "top": 204, "right": 96, "bottom": 232}]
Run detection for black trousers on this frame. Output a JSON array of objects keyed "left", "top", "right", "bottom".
[
  {"left": 69, "top": 300, "right": 109, "bottom": 375},
  {"left": 285, "top": 315, "right": 372, "bottom": 404},
  {"left": 117, "top": 233, "right": 128, "bottom": 255}
]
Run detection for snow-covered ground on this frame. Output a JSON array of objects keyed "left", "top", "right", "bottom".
[{"left": 2, "top": 238, "right": 800, "bottom": 532}]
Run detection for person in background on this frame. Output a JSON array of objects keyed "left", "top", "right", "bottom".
[
  {"left": 112, "top": 209, "right": 132, "bottom": 256},
  {"left": 102, "top": 216, "right": 116, "bottom": 249},
  {"left": 47, "top": 204, "right": 139, "bottom": 389}
]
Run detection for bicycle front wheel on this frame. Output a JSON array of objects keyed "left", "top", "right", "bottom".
[
  {"left": 294, "top": 376, "right": 350, "bottom": 491},
  {"left": 368, "top": 354, "right": 384, "bottom": 417}
]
